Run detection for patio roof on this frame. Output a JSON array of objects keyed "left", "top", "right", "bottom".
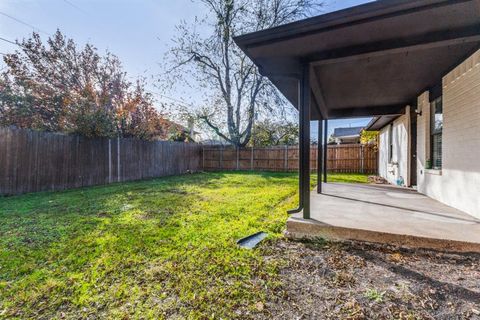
[{"left": 234, "top": 0, "right": 480, "bottom": 120}]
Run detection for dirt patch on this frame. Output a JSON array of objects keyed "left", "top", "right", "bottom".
[{"left": 258, "top": 239, "right": 480, "bottom": 319}]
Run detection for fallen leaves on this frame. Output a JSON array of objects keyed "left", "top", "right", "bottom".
[{"left": 262, "top": 239, "right": 480, "bottom": 319}]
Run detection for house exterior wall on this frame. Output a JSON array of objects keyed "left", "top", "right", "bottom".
[
  {"left": 416, "top": 49, "right": 480, "bottom": 219},
  {"left": 378, "top": 112, "right": 409, "bottom": 186},
  {"left": 375, "top": 49, "right": 480, "bottom": 218}
]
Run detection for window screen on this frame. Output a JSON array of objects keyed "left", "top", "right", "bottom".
[{"left": 431, "top": 97, "right": 443, "bottom": 169}]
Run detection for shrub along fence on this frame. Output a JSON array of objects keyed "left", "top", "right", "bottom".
[
  {"left": 0, "top": 127, "right": 202, "bottom": 195},
  {"left": 202, "top": 144, "right": 378, "bottom": 174}
]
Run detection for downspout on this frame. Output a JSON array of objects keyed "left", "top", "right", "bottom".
[
  {"left": 323, "top": 119, "right": 328, "bottom": 183},
  {"left": 317, "top": 118, "right": 323, "bottom": 193},
  {"left": 287, "top": 77, "right": 305, "bottom": 215}
]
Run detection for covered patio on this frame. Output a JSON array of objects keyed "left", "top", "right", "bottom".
[
  {"left": 234, "top": 0, "right": 480, "bottom": 251},
  {"left": 288, "top": 183, "right": 480, "bottom": 252}
]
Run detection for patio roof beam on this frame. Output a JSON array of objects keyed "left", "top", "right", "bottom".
[
  {"left": 256, "top": 57, "right": 302, "bottom": 79},
  {"left": 309, "top": 25, "right": 480, "bottom": 66},
  {"left": 328, "top": 105, "right": 406, "bottom": 119}
]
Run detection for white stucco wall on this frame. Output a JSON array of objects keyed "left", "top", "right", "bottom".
[
  {"left": 378, "top": 112, "right": 409, "bottom": 186},
  {"left": 416, "top": 50, "right": 480, "bottom": 219}
]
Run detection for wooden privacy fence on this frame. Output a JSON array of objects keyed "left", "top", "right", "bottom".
[
  {"left": 0, "top": 127, "right": 376, "bottom": 196},
  {"left": 202, "top": 144, "right": 378, "bottom": 174},
  {"left": 0, "top": 127, "right": 202, "bottom": 195}
]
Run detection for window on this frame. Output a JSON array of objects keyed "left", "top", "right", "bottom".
[
  {"left": 430, "top": 96, "right": 443, "bottom": 169},
  {"left": 388, "top": 124, "right": 393, "bottom": 163}
]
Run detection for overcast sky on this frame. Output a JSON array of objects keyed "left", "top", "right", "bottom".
[{"left": 0, "top": 0, "right": 375, "bottom": 138}]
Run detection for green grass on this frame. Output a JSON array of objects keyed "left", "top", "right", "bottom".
[
  {"left": 0, "top": 172, "right": 367, "bottom": 319},
  {"left": 364, "top": 288, "right": 386, "bottom": 303}
]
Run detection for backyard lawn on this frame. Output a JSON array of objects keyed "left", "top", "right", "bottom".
[
  {"left": 2, "top": 172, "right": 478, "bottom": 319},
  {"left": 0, "top": 172, "right": 366, "bottom": 319}
]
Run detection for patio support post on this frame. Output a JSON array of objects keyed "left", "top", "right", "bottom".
[
  {"left": 300, "top": 64, "right": 311, "bottom": 219},
  {"left": 287, "top": 64, "right": 311, "bottom": 217},
  {"left": 317, "top": 119, "right": 323, "bottom": 193},
  {"left": 323, "top": 119, "right": 328, "bottom": 183}
]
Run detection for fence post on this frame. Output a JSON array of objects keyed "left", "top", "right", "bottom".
[
  {"left": 360, "top": 145, "right": 364, "bottom": 174},
  {"left": 236, "top": 147, "right": 240, "bottom": 170},
  {"left": 117, "top": 136, "right": 121, "bottom": 182},
  {"left": 108, "top": 139, "right": 112, "bottom": 183},
  {"left": 220, "top": 146, "right": 223, "bottom": 170},
  {"left": 202, "top": 145, "right": 205, "bottom": 171},
  {"left": 251, "top": 146, "right": 254, "bottom": 171},
  {"left": 284, "top": 145, "right": 288, "bottom": 172}
]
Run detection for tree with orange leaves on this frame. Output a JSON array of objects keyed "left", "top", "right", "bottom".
[{"left": 0, "top": 30, "right": 173, "bottom": 141}]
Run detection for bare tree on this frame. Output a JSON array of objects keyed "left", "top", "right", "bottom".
[{"left": 163, "top": 0, "right": 323, "bottom": 147}]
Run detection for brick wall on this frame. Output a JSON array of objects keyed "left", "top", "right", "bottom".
[{"left": 416, "top": 49, "right": 480, "bottom": 218}]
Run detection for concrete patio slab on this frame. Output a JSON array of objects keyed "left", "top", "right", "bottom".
[{"left": 286, "top": 183, "right": 480, "bottom": 253}]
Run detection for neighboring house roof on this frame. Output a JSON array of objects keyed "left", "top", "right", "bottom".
[
  {"left": 154, "top": 118, "right": 197, "bottom": 141},
  {"left": 332, "top": 127, "right": 363, "bottom": 138}
]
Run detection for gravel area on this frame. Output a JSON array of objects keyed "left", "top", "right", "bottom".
[{"left": 259, "top": 239, "right": 480, "bottom": 319}]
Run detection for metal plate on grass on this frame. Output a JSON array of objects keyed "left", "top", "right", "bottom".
[{"left": 237, "top": 232, "right": 268, "bottom": 249}]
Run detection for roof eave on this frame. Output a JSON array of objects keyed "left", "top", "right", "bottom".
[
  {"left": 333, "top": 134, "right": 361, "bottom": 139},
  {"left": 365, "top": 117, "right": 381, "bottom": 131},
  {"left": 233, "top": 0, "right": 449, "bottom": 49},
  {"left": 366, "top": 115, "right": 402, "bottom": 130}
]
